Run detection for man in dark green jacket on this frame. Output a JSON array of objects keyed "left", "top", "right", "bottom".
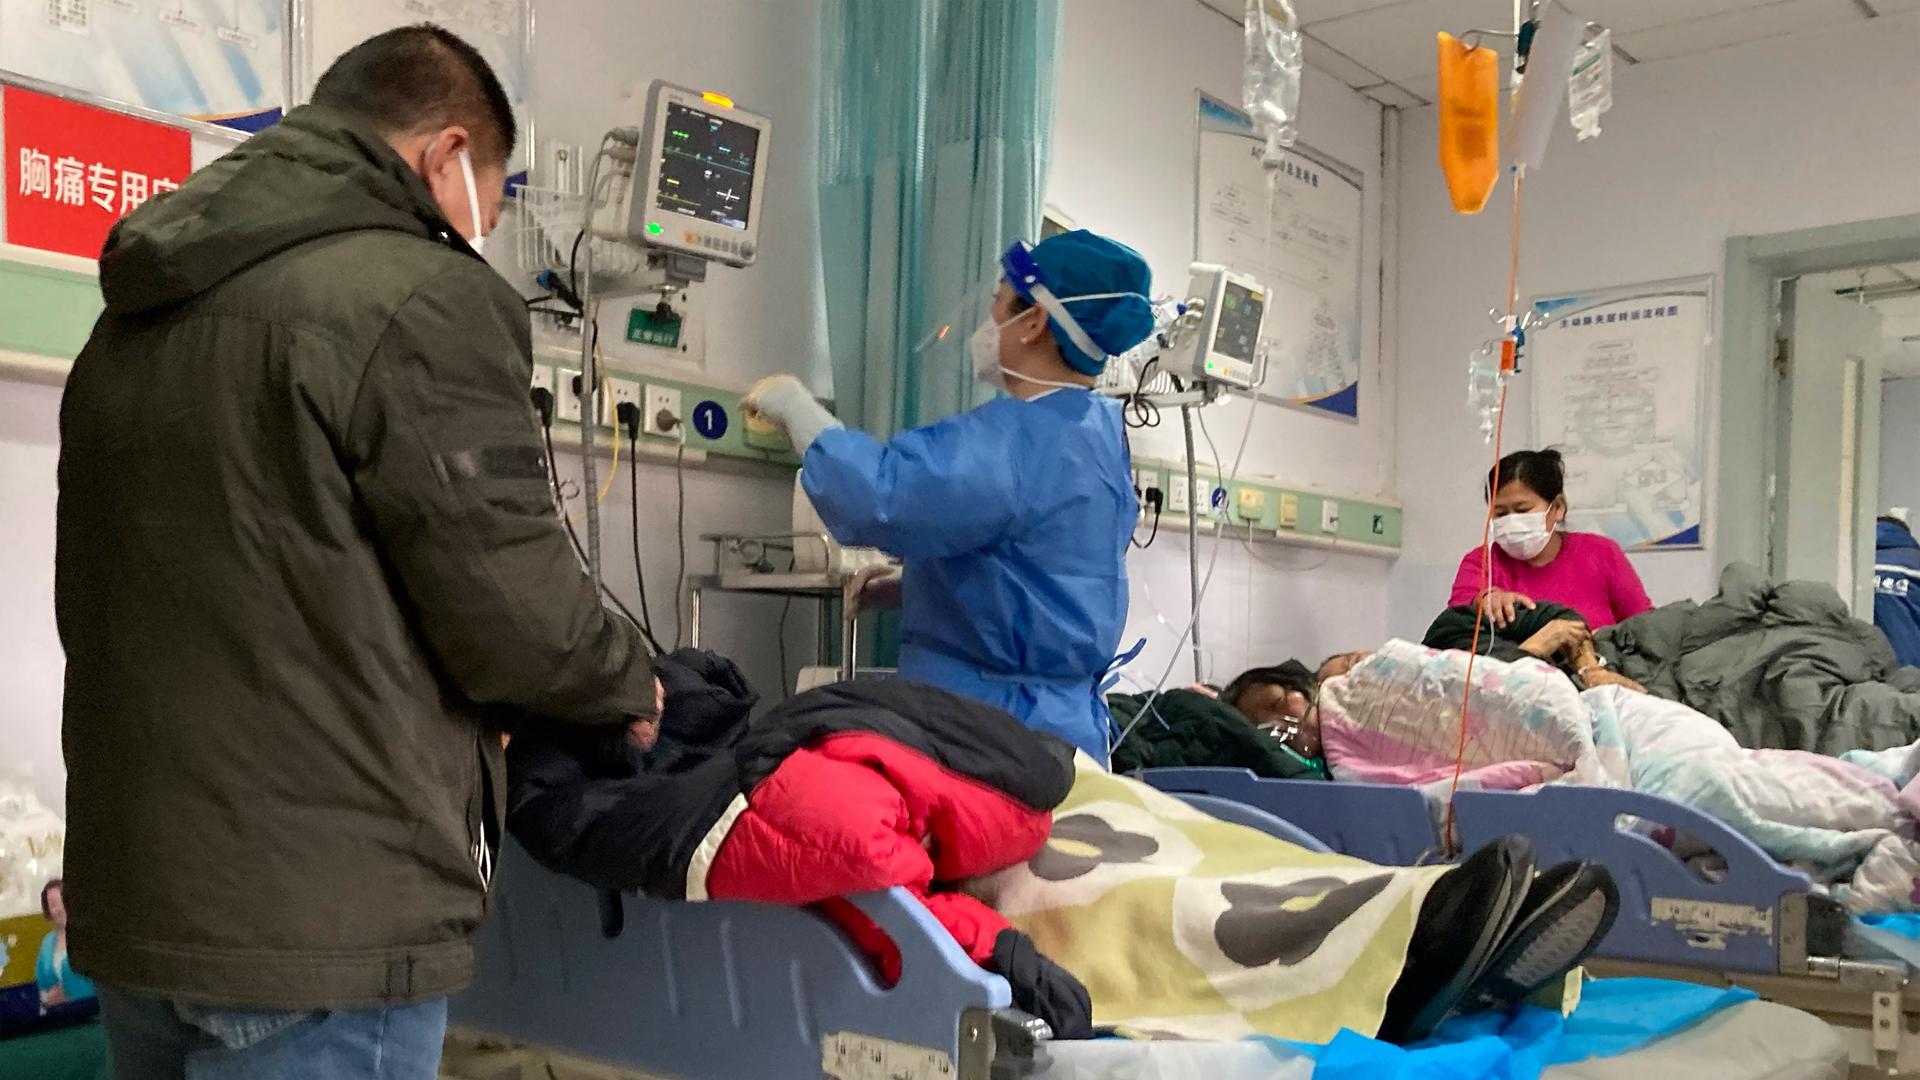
[{"left": 54, "top": 26, "right": 656, "bottom": 1078}]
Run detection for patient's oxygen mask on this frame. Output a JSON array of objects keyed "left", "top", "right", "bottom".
[{"left": 1437, "top": 32, "right": 1501, "bottom": 214}]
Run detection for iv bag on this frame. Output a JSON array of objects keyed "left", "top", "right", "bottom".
[
  {"left": 1437, "top": 33, "right": 1500, "bottom": 214},
  {"left": 1243, "top": 0, "right": 1303, "bottom": 160},
  {"left": 1466, "top": 348, "right": 1505, "bottom": 443},
  {"left": 1506, "top": 9, "right": 1586, "bottom": 171},
  {"left": 1569, "top": 28, "right": 1614, "bottom": 141}
]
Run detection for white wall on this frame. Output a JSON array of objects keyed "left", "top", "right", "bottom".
[
  {"left": 1055, "top": 0, "right": 1396, "bottom": 684},
  {"left": 1883, "top": 378, "right": 1920, "bottom": 518},
  {"left": 0, "top": 380, "right": 63, "bottom": 812},
  {"left": 1389, "top": 12, "right": 1920, "bottom": 635}
]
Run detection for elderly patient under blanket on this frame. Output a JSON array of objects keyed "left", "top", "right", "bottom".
[{"left": 505, "top": 649, "right": 1619, "bottom": 1045}]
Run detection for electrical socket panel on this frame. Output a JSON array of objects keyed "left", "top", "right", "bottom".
[
  {"left": 529, "top": 364, "right": 553, "bottom": 396},
  {"left": 605, "top": 377, "right": 642, "bottom": 431},
  {"left": 1278, "top": 493, "right": 1299, "bottom": 528},
  {"left": 556, "top": 368, "right": 583, "bottom": 423},
  {"left": 1168, "top": 475, "right": 1191, "bottom": 515},
  {"left": 643, "top": 384, "right": 684, "bottom": 437},
  {"left": 1321, "top": 499, "right": 1341, "bottom": 533},
  {"left": 1236, "top": 487, "right": 1267, "bottom": 520}
]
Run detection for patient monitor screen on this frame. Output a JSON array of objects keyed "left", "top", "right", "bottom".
[
  {"left": 1212, "top": 281, "right": 1263, "bottom": 362},
  {"left": 655, "top": 102, "right": 761, "bottom": 231}
]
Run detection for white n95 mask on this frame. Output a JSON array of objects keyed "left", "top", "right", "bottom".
[
  {"left": 968, "top": 310, "right": 1099, "bottom": 394},
  {"left": 1492, "top": 511, "right": 1554, "bottom": 560},
  {"left": 969, "top": 317, "right": 1008, "bottom": 390},
  {"left": 457, "top": 148, "right": 487, "bottom": 257}
]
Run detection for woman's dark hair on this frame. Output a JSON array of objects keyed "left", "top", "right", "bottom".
[
  {"left": 40, "top": 878, "right": 60, "bottom": 920},
  {"left": 1221, "top": 661, "right": 1315, "bottom": 710},
  {"left": 1487, "top": 448, "right": 1566, "bottom": 503}
]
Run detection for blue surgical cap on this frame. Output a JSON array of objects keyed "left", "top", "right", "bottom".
[{"left": 1011, "top": 229, "right": 1155, "bottom": 376}]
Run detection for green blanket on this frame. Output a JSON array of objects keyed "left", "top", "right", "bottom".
[
  {"left": 1109, "top": 690, "right": 1326, "bottom": 780},
  {"left": 1597, "top": 562, "right": 1920, "bottom": 754}
]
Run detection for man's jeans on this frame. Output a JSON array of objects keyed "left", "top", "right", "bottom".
[{"left": 97, "top": 986, "right": 446, "bottom": 1080}]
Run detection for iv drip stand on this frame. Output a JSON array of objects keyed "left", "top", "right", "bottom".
[{"left": 1180, "top": 404, "right": 1205, "bottom": 683}]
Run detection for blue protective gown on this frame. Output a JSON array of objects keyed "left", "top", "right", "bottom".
[{"left": 801, "top": 389, "right": 1138, "bottom": 758}]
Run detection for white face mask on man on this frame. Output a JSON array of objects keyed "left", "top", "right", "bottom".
[
  {"left": 456, "top": 148, "right": 487, "bottom": 256},
  {"left": 1491, "top": 510, "right": 1556, "bottom": 560}
]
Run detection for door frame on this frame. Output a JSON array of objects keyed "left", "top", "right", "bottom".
[{"left": 1718, "top": 214, "right": 1920, "bottom": 577}]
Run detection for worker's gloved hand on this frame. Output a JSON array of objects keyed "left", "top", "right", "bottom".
[
  {"left": 843, "top": 563, "right": 903, "bottom": 614},
  {"left": 742, "top": 375, "right": 842, "bottom": 456}
]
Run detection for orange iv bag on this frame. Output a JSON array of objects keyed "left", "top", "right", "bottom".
[{"left": 1437, "top": 32, "right": 1499, "bottom": 214}]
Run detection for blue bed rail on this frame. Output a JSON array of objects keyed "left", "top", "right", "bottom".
[
  {"left": 451, "top": 841, "right": 1011, "bottom": 1079},
  {"left": 1144, "top": 768, "right": 1436, "bottom": 865},
  {"left": 1142, "top": 768, "right": 1815, "bottom": 976},
  {"left": 1453, "top": 785, "right": 1812, "bottom": 975}
]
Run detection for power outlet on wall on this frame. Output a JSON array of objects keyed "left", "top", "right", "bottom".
[
  {"left": 556, "top": 368, "right": 583, "bottom": 424},
  {"left": 606, "top": 377, "right": 642, "bottom": 430},
  {"left": 643, "top": 385, "right": 684, "bottom": 437},
  {"left": 1168, "top": 475, "right": 1191, "bottom": 515}
]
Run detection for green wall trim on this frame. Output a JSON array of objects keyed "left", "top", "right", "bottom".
[{"left": 0, "top": 257, "right": 101, "bottom": 360}]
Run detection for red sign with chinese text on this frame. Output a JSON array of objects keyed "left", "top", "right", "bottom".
[{"left": 4, "top": 86, "right": 193, "bottom": 259}]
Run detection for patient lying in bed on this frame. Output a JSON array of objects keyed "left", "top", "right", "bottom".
[
  {"left": 1316, "top": 639, "right": 1920, "bottom": 915},
  {"left": 508, "top": 650, "right": 1618, "bottom": 1047}
]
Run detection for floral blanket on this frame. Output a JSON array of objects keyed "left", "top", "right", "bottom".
[{"left": 1319, "top": 640, "right": 1920, "bottom": 913}]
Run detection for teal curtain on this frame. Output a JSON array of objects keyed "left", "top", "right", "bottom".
[{"left": 818, "top": 0, "right": 1063, "bottom": 437}]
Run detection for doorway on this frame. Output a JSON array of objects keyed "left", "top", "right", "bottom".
[{"left": 1719, "top": 216, "right": 1920, "bottom": 614}]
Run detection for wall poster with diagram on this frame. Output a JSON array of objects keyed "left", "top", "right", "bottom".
[
  {"left": 1195, "top": 92, "right": 1364, "bottom": 419},
  {"left": 1528, "top": 276, "right": 1714, "bottom": 550}
]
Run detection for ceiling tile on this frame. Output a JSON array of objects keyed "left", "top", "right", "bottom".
[
  {"left": 1363, "top": 81, "right": 1430, "bottom": 107},
  {"left": 1394, "top": 68, "right": 1514, "bottom": 107},
  {"left": 1577, "top": 0, "right": 1781, "bottom": 34},
  {"left": 1613, "top": 0, "right": 1862, "bottom": 62},
  {"left": 1196, "top": 0, "right": 1408, "bottom": 26},
  {"left": 1873, "top": 0, "right": 1920, "bottom": 10},
  {"left": 1302, "top": 32, "right": 1390, "bottom": 87},
  {"left": 1310, "top": 0, "right": 1525, "bottom": 82},
  {"left": 1295, "top": 0, "right": 1412, "bottom": 23}
]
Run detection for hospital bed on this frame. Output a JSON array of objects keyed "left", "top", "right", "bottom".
[
  {"left": 1143, "top": 767, "right": 1920, "bottom": 1076},
  {"left": 445, "top": 791, "right": 1852, "bottom": 1080}
]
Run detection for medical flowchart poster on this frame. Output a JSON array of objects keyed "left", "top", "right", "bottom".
[
  {"left": 1528, "top": 276, "right": 1714, "bottom": 550},
  {"left": 303, "top": 0, "right": 531, "bottom": 177},
  {"left": 0, "top": 0, "right": 285, "bottom": 129},
  {"left": 1195, "top": 93, "right": 1364, "bottom": 420}
]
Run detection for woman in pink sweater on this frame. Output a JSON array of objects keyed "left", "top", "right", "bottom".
[{"left": 1448, "top": 449, "right": 1653, "bottom": 630}]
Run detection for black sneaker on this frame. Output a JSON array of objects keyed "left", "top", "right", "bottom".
[
  {"left": 1448, "top": 859, "right": 1621, "bottom": 1022},
  {"left": 1378, "top": 835, "right": 1536, "bottom": 1044}
]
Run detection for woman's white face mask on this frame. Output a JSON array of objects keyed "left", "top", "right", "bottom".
[
  {"left": 968, "top": 309, "right": 1085, "bottom": 393},
  {"left": 1491, "top": 509, "right": 1556, "bottom": 559},
  {"left": 968, "top": 316, "right": 1010, "bottom": 390}
]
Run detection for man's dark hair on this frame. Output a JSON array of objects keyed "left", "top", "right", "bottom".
[
  {"left": 312, "top": 24, "right": 516, "bottom": 166},
  {"left": 1486, "top": 448, "right": 1566, "bottom": 503}
]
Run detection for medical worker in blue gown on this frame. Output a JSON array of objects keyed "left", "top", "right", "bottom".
[{"left": 744, "top": 230, "right": 1155, "bottom": 759}]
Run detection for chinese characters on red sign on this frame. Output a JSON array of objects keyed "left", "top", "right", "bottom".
[{"left": 4, "top": 86, "right": 193, "bottom": 259}]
